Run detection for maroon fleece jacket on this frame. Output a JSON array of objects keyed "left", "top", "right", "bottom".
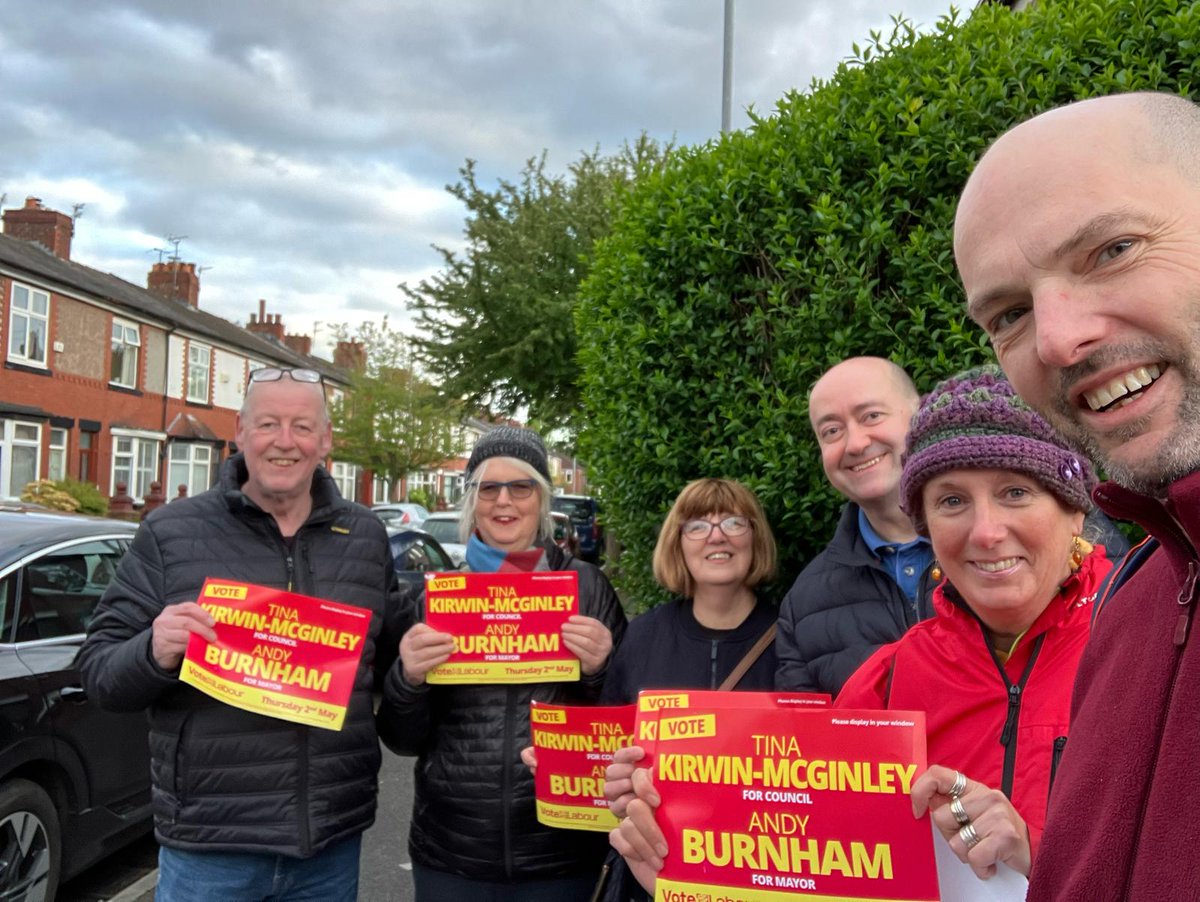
[{"left": 1028, "top": 470, "right": 1200, "bottom": 901}]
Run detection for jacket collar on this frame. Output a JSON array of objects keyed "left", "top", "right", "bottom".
[
  {"left": 219, "top": 452, "right": 340, "bottom": 525},
  {"left": 1095, "top": 470, "right": 1200, "bottom": 562},
  {"left": 825, "top": 503, "right": 870, "bottom": 564}
]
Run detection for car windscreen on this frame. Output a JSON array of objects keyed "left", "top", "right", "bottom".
[
  {"left": 423, "top": 518, "right": 460, "bottom": 544},
  {"left": 551, "top": 498, "right": 593, "bottom": 523}
]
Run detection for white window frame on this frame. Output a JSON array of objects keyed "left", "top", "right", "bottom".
[
  {"left": 330, "top": 461, "right": 360, "bottom": 501},
  {"left": 187, "top": 343, "right": 212, "bottom": 403},
  {"left": 372, "top": 476, "right": 391, "bottom": 505},
  {"left": 110, "top": 429, "right": 164, "bottom": 502},
  {"left": 0, "top": 419, "right": 43, "bottom": 499},
  {"left": 8, "top": 283, "right": 50, "bottom": 367},
  {"left": 47, "top": 427, "right": 68, "bottom": 482},
  {"left": 166, "top": 442, "right": 214, "bottom": 498},
  {"left": 109, "top": 318, "right": 141, "bottom": 388},
  {"left": 443, "top": 473, "right": 464, "bottom": 505},
  {"left": 408, "top": 470, "right": 438, "bottom": 496}
]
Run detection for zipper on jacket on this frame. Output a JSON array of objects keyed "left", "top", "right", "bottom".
[
  {"left": 1173, "top": 559, "right": 1199, "bottom": 646},
  {"left": 1048, "top": 736, "right": 1067, "bottom": 803},
  {"left": 1120, "top": 647, "right": 1190, "bottom": 902},
  {"left": 502, "top": 686, "right": 517, "bottom": 879},
  {"left": 1090, "top": 489, "right": 1200, "bottom": 901},
  {"left": 709, "top": 641, "right": 719, "bottom": 690},
  {"left": 298, "top": 726, "right": 311, "bottom": 855},
  {"left": 1120, "top": 517, "right": 1199, "bottom": 899},
  {"left": 286, "top": 553, "right": 295, "bottom": 592},
  {"left": 995, "top": 633, "right": 1045, "bottom": 797}
]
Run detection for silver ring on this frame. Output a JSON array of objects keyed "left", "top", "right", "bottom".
[
  {"left": 950, "top": 797, "right": 970, "bottom": 827},
  {"left": 948, "top": 770, "right": 967, "bottom": 799},
  {"left": 958, "top": 822, "right": 981, "bottom": 850}
]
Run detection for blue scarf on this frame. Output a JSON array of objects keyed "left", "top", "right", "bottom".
[{"left": 466, "top": 534, "right": 545, "bottom": 573}]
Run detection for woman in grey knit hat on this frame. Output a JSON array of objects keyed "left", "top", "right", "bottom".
[{"left": 377, "top": 425, "right": 627, "bottom": 901}]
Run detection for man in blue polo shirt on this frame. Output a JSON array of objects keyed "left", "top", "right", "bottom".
[{"left": 776, "top": 356, "right": 935, "bottom": 696}]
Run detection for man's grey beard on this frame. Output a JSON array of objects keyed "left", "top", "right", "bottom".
[{"left": 1048, "top": 341, "right": 1200, "bottom": 497}]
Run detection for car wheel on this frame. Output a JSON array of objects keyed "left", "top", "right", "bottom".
[{"left": 0, "top": 779, "right": 60, "bottom": 902}]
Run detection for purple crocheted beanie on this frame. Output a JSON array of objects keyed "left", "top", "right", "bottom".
[{"left": 900, "top": 365, "right": 1096, "bottom": 534}]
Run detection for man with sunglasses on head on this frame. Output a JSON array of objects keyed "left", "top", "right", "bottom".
[
  {"left": 80, "top": 366, "right": 396, "bottom": 902},
  {"left": 775, "top": 356, "right": 936, "bottom": 697}
]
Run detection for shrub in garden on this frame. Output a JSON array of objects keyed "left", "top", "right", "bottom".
[
  {"left": 577, "top": 0, "right": 1199, "bottom": 609},
  {"left": 407, "top": 487, "right": 434, "bottom": 512},
  {"left": 21, "top": 480, "right": 81, "bottom": 512},
  {"left": 55, "top": 478, "right": 110, "bottom": 516}
]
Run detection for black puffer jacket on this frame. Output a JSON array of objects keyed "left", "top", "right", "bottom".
[
  {"left": 377, "top": 543, "right": 628, "bottom": 881},
  {"left": 775, "top": 503, "right": 935, "bottom": 697},
  {"left": 600, "top": 596, "right": 778, "bottom": 704},
  {"left": 79, "top": 455, "right": 394, "bottom": 856}
]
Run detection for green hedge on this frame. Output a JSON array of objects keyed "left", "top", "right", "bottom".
[{"left": 577, "top": 0, "right": 1200, "bottom": 610}]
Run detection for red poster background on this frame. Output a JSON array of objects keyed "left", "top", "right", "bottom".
[
  {"left": 642, "top": 699, "right": 938, "bottom": 902},
  {"left": 180, "top": 578, "right": 370, "bottom": 730},
  {"left": 531, "top": 702, "right": 636, "bottom": 831},
  {"left": 424, "top": 571, "right": 579, "bottom": 683}
]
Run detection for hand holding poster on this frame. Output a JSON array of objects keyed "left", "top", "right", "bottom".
[
  {"left": 636, "top": 694, "right": 937, "bottom": 902},
  {"left": 180, "top": 578, "right": 371, "bottom": 731},
  {"left": 424, "top": 571, "right": 580, "bottom": 684},
  {"left": 531, "top": 702, "right": 636, "bottom": 832}
]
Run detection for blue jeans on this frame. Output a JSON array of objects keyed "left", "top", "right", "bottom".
[
  {"left": 412, "top": 863, "right": 599, "bottom": 901},
  {"left": 156, "top": 835, "right": 361, "bottom": 902}
]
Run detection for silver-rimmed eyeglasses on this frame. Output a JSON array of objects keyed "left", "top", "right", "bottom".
[
  {"left": 681, "top": 516, "right": 751, "bottom": 541},
  {"left": 472, "top": 479, "right": 538, "bottom": 501}
]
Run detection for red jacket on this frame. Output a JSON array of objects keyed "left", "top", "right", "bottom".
[
  {"left": 836, "top": 549, "right": 1109, "bottom": 857},
  {"left": 1029, "top": 471, "right": 1200, "bottom": 901}
]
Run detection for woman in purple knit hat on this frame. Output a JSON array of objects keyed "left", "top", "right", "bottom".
[{"left": 608, "top": 366, "right": 1121, "bottom": 894}]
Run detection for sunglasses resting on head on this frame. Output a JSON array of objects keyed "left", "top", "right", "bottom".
[{"left": 246, "top": 367, "right": 324, "bottom": 388}]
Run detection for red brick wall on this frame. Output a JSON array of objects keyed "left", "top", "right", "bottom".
[{"left": 1, "top": 284, "right": 238, "bottom": 494}]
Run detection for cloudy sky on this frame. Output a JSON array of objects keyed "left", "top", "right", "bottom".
[{"left": 0, "top": 0, "right": 962, "bottom": 358}]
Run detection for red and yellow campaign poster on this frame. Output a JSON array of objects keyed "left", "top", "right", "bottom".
[
  {"left": 638, "top": 696, "right": 938, "bottom": 902},
  {"left": 179, "top": 578, "right": 371, "bottom": 732},
  {"left": 634, "top": 689, "right": 831, "bottom": 749},
  {"left": 531, "top": 702, "right": 636, "bottom": 832},
  {"left": 423, "top": 571, "right": 579, "bottom": 684}
]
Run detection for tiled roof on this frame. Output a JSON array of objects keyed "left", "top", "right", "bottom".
[{"left": 0, "top": 233, "right": 347, "bottom": 385}]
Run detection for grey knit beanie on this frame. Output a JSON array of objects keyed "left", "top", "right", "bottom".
[{"left": 466, "top": 426, "right": 551, "bottom": 482}]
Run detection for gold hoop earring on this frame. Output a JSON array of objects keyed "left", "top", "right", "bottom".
[{"left": 1070, "top": 535, "right": 1094, "bottom": 572}]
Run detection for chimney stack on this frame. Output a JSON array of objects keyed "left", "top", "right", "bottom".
[
  {"left": 3, "top": 197, "right": 74, "bottom": 259},
  {"left": 147, "top": 261, "right": 201, "bottom": 308},
  {"left": 334, "top": 339, "right": 366, "bottom": 372},
  {"left": 246, "top": 300, "right": 286, "bottom": 342},
  {"left": 284, "top": 333, "right": 313, "bottom": 357}
]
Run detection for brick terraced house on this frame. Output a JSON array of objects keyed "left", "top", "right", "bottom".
[{"left": 0, "top": 196, "right": 368, "bottom": 505}]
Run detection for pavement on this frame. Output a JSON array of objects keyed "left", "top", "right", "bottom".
[{"left": 58, "top": 748, "right": 416, "bottom": 902}]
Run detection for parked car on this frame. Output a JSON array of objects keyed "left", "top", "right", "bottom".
[
  {"left": 551, "top": 511, "right": 578, "bottom": 555},
  {"left": 0, "top": 508, "right": 150, "bottom": 899},
  {"left": 371, "top": 502, "right": 430, "bottom": 530},
  {"left": 418, "top": 512, "right": 467, "bottom": 568},
  {"left": 388, "top": 527, "right": 459, "bottom": 581},
  {"left": 551, "top": 494, "right": 604, "bottom": 563},
  {"left": 378, "top": 527, "right": 460, "bottom": 683}
]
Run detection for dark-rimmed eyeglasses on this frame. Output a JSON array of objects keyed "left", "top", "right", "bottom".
[
  {"left": 247, "top": 367, "right": 323, "bottom": 388},
  {"left": 471, "top": 479, "right": 538, "bottom": 501},
  {"left": 681, "top": 516, "right": 751, "bottom": 541}
]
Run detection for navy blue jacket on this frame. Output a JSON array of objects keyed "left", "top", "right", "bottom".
[{"left": 776, "top": 504, "right": 936, "bottom": 697}]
